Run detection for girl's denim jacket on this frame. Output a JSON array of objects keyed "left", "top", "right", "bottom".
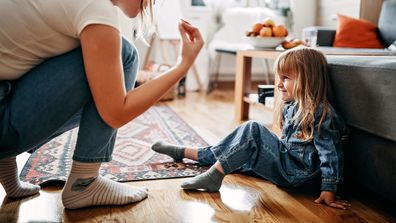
[{"left": 281, "top": 101, "right": 346, "bottom": 192}]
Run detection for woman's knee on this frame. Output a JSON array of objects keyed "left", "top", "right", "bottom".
[
  {"left": 121, "top": 37, "right": 139, "bottom": 65},
  {"left": 121, "top": 37, "right": 139, "bottom": 90}
]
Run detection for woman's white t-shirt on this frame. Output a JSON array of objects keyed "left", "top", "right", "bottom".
[{"left": 0, "top": 0, "right": 120, "bottom": 80}]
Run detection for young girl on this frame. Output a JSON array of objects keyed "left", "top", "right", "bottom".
[
  {"left": 152, "top": 47, "right": 351, "bottom": 210},
  {"left": 0, "top": 0, "right": 203, "bottom": 209}
]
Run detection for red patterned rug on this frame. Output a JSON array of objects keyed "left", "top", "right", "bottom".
[{"left": 20, "top": 105, "right": 209, "bottom": 186}]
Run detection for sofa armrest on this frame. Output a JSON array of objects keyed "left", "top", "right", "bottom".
[
  {"left": 327, "top": 56, "right": 396, "bottom": 142},
  {"left": 302, "top": 26, "right": 336, "bottom": 47}
]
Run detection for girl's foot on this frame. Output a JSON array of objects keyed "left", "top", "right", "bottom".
[
  {"left": 151, "top": 141, "right": 185, "bottom": 161},
  {"left": 181, "top": 165, "right": 224, "bottom": 192}
]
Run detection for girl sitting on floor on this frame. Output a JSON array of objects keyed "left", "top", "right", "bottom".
[{"left": 152, "top": 47, "right": 350, "bottom": 210}]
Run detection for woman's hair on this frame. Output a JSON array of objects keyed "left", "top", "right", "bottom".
[
  {"left": 136, "top": 0, "right": 155, "bottom": 41},
  {"left": 273, "top": 47, "right": 332, "bottom": 141}
]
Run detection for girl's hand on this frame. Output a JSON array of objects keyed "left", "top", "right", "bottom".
[
  {"left": 177, "top": 19, "right": 204, "bottom": 69},
  {"left": 314, "top": 191, "right": 351, "bottom": 210}
]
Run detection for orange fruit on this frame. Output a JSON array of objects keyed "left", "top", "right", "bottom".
[
  {"left": 262, "top": 18, "right": 275, "bottom": 27},
  {"left": 272, "top": 25, "right": 288, "bottom": 37},
  {"left": 252, "top": 23, "right": 263, "bottom": 34},
  {"left": 259, "top": 27, "right": 272, "bottom": 37}
]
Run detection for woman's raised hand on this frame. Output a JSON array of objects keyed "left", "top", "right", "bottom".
[{"left": 177, "top": 19, "right": 204, "bottom": 68}]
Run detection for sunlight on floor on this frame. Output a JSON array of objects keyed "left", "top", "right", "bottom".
[
  {"left": 220, "top": 185, "right": 258, "bottom": 212},
  {"left": 13, "top": 190, "right": 62, "bottom": 223},
  {"left": 180, "top": 201, "right": 215, "bottom": 223}
]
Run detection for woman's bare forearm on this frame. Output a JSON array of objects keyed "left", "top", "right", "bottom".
[
  {"left": 80, "top": 21, "right": 203, "bottom": 129},
  {"left": 111, "top": 63, "right": 189, "bottom": 128}
]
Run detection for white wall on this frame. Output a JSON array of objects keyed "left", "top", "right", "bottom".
[
  {"left": 290, "top": 0, "right": 317, "bottom": 38},
  {"left": 316, "top": 0, "right": 360, "bottom": 26},
  {"left": 118, "top": 0, "right": 211, "bottom": 91}
]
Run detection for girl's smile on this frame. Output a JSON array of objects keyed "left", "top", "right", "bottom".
[{"left": 277, "top": 73, "right": 295, "bottom": 102}]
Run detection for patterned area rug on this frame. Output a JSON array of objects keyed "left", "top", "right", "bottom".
[{"left": 20, "top": 105, "right": 209, "bottom": 186}]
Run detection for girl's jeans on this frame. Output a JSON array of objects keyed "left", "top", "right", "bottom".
[
  {"left": 0, "top": 37, "right": 138, "bottom": 163},
  {"left": 197, "top": 121, "right": 301, "bottom": 187}
]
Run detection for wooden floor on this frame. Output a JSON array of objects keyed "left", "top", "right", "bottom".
[{"left": 0, "top": 86, "right": 395, "bottom": 223}]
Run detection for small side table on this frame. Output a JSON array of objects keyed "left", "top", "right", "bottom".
[
  {"left": 234, "top": 49, "right": 283, "bottom": 121},
  {"left": 208, "top": 46, "right": 274, "bottom": 93}
]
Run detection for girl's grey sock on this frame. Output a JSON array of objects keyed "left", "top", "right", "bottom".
[
  {"left": 181, "top": 165, "right": 225, "bottom": 192},
  {"left": 151, "top": 141, "right": 185, "bottom": 161}
]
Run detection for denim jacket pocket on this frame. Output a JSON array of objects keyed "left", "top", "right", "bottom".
[{"left": 284, "top": 143, "right": 317, "bottom": 176}]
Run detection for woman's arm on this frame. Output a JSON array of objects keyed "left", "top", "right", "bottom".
[{"left": 80, "top": 21, "right": 203, "bottom": 128}]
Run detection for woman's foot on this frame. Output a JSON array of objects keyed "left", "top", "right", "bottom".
[
  {"left": 62, "top": 161, "right": 148, "bottom": 209},
  {"left": 151, "top": 141, "right": 185, "bottom": 161},
  {"left": 0, "top": 156, "right": 40, "bottom": 198},
  {"left": 181, "top": 165, "right": 224, "bottom": 192}
]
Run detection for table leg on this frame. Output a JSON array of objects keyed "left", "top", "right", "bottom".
[{"left": 235, "top": 54, "right": 252, "bottom": 121}]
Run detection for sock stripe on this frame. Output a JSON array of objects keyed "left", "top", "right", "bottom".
[
  {"left": 98, "top": 182, "right": 109, "bottom": 204},
  {"left": 0, "top": 157, "right": 40, "bottom": 198},
  {"left": 2, "top": 178, "right": 16, "bottom": 184},
  {"left": 62, "top": 161, "right": 148, "bottom": 209},
  {"left": 64, "top": 181, "right": 100, "bottom": 204}
]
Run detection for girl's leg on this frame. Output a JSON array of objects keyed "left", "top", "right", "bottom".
[
  {"left": 151, "top": 141, "right": 189, "bottom": 161},
  {"left": 151, "top": 142, "right": 215, "bottom": 164},
  {"left": 151, "top": 141, "right": 224, "bottom": 192},
  {"left": 181, "top": 121, "right": 284, "bottom": 192}
]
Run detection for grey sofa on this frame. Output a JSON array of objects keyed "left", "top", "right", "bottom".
[
  {"left": 327, "top": 56, "right": 396, "bottom": 204},
  {"left": 306, "top": 1, "right": 396, "bottom": 204}
]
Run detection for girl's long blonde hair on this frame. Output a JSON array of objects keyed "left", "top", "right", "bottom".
[{"left": 274, "top": 47, "right": 332, "bottom": 141}]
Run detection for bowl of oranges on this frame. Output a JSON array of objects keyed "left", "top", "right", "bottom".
[{"left": 245, "top": 18, "right": 288, "bottom": 48}]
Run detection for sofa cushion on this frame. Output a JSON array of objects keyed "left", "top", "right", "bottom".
[
  {"left": 378, "top": 0, "right": 396, "bottom": 47},
  {"left": 327, "top": 56, "right": 396, "bottom": 142},
  {"left": 333, "top": 14, "right": 384, "bottom": 49}
]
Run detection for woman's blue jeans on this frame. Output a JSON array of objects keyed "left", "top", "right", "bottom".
[{"left": 0, "top": 37, "right": 139, "bottom": 163}]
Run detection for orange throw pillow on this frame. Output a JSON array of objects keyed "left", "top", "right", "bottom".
[{"left": 333, "top": 14, "right": 384, "bottom": 48}]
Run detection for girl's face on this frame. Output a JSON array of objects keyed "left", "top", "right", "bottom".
[
  {"left": 111, "top": 0, "right": 147, "bottom": 18},
  {"left": 277, "top": 72, "right": 296, "bottom": 102}
]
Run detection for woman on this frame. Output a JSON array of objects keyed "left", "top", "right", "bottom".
[{"left": 0, "top": 0, "right": 203, "bottom": 209}]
